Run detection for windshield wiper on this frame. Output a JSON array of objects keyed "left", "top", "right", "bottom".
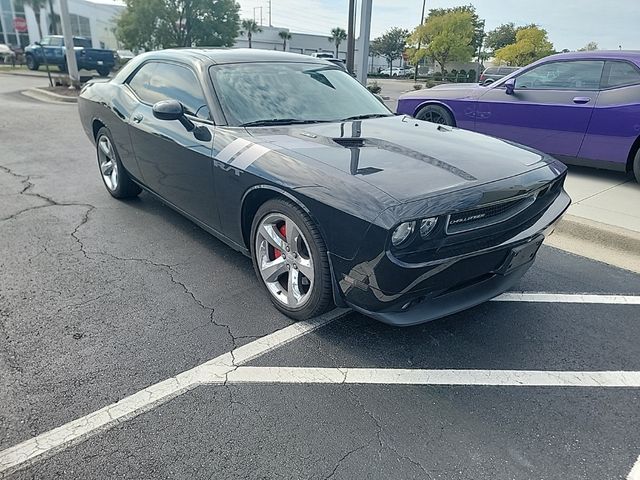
[
  {"left": 240, "top": 118, "right": 325, "bottom": 127},
  {"left": 338, "top": 113, "right": 392, "bottom": 122}
]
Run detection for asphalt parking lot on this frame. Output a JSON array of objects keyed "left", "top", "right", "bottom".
[{"left": 1, "top": 74, "right": 640, "bottom": 479}]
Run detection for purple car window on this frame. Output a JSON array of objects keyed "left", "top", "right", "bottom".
[
  {"left": 517, "top": 60, "right": 604, "bottom": 90},
  {"left": 604, "top": 61, "right": 640, "bottom": 88}
]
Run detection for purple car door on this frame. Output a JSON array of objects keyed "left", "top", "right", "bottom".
[
  {"left": 474, "top": 60, "right": 604, "bottom": 157},
  {"left": 578, "top": 60, "right": 640, "bottom": 169}
]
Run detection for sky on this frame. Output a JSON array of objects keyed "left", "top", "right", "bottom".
[{"left": 237, "top": 0, "right": 640, "bottom": 51}]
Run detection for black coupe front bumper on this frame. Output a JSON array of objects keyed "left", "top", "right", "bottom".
[{"left": 332, "top": 189, "right": 570, "bottom": 326}]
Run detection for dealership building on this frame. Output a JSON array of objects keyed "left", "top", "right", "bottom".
[
  {"left": 0, "top": 0, "right": 122, "bottom": 49},
  {"left": 0, "top": 0, "right": 397, "bottom": 72}
]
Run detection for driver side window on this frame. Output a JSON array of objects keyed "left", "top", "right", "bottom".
[
  {"left": 516, "top": 60, "right": 604, "bottom": 91},
  {"left": 127, "top": 61, "right": 211, "bottom": 120}
]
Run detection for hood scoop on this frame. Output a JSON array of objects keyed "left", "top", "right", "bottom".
[{"left": 332, "top": 137, "right": 367, "bottom": 148}]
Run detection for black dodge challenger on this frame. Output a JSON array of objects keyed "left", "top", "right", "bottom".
[{"left": 78, "top": 49, "right": 570, "bottom": 326}]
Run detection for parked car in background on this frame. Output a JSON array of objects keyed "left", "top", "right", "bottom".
[
  {"left": 0, "top": 44, "right": 16, "bottom": 64},
  {"left": 479, "top": 65, "right": 520, "bottom": 85},
  {"left": 380, "top": 66, "right": 409, "bottom": 76},
  {"left": 24, "top": 35, "right": 115, "bottom": 76},
  {"left": 397, "top": 51, "right": 640, "bottom": 182},
  {"left": 114, "top": 49, "right": 135, "bottom": 69},
  {"left": 310, "top": 52, "right": 334, "bottom": 59},
  {"left": 326, "top": 57, "right": 347, "bottom": 72},
  {"left": 78, "top": 48, "right": 569, "bottom": 325}
]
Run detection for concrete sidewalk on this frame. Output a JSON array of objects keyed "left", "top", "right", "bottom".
[
  {"left": 548, "top": 166, "right": 640, "bottom": 272},
  {"left": 563, "top": 166, "right": 640, "bottom": 233}
]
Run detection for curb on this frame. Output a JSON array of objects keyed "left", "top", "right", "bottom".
[
  {"left": 22, "top": 87, "right": 78, "bottom": 104},
  {"left": 547, "top": 214, "right": 640, "bottom": 273},
  {"left": 0, "top": 69, "right": 63, "bottom": 79}
]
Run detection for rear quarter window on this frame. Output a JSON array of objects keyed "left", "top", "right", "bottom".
[{"left": 603, "top": 61, "right": 640, "bottom": 88}]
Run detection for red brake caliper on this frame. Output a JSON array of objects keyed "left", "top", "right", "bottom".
[{"left": 273, "top": 223, "right": 286, "bottom": 259}]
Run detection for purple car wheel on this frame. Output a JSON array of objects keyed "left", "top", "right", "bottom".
[{"left": 416, "top": 104, "right": 454, "bottom": 126}]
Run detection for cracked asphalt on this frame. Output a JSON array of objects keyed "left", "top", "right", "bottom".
[{"left": 1, "top": 74, "right": 640, "bottom": 479}]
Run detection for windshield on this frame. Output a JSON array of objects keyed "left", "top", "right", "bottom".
[
  {"left": 209, "top": 62, "right": 391, "bottom": 126},
  {"left": 73, "top": 37, "right": 92, "bottom": 48}
]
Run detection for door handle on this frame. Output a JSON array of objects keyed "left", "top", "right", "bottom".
[
  {"left": 132, "top": 113, "right": 143, "bottom": 123},
  {"left": 572, "top": 97, "right": 591, "bottom": 104}
]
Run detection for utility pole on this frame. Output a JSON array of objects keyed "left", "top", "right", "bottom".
[
  {"left": 253, "top": 6, "right": 263, "bottom": 25},
  {"left": 413, "top": 0, "right": 426, "bottom": 82},
  {"left": 355, "top": 0, "right": 372, "bottom": 85},
  {"left": 268, "top": 0, "right": 272, "bottom": 27},
  {"left": 48, "top": 0, "right": 56, "bottom": 34},
  {"left": 58, "top": 0, "right": 79, "bottom": 88},
  {"left": 476, "top": 19, "right": 485, "bottom": 81},
  {"left": 346, "top": 0, "right": 356, "bottom": 73}
]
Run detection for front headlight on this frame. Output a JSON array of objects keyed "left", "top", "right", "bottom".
[
  {"left": 419, "top": 217, "right": 438, "bottom": 238},
  {"left": 391, "top": 221, "right": 415, "bottom": 246}
]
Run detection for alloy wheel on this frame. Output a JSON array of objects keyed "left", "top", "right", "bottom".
[
  {"left": 97, "top": 135, "right": 119, "bottom": 191},
  {"left": 255, "top": 213, "right": 314, "bottom": 308},
  {"left": 420, "top": 109, "right": 448, "bottom": 125}
]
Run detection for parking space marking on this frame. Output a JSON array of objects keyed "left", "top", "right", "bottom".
[
  {"left": 0, "top": 309, "right": 350, "bottom": 477},
  {"left": 1, "top": 291, "right": 638, "bottom": 476},
  {"left": 225, "top": 367, "right": 640, "bottom": 387},
  {"left": 493, "top": 293, "right": 640, "bottom": 304},
  {"left": 629, "top": 455, "right": 640, "bottom": 480}
]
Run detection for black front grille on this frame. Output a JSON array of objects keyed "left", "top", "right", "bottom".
[
  {"left": 450, "top": 198, "right": 525, "bottom": 226},
  {"left": 446, "top": 194, "right": 537, "bottom": 234}
]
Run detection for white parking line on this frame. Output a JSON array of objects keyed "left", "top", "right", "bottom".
[
  {"left": 1, "top": 291, "right": 639, "bottom": 476},
  {"left": 226, "top": 367, "right": 640, "bottom": 387},
  {"left": 493, "top": 293, "right": 640, "bottom": 304},
  {"left": 0, "top": 308, "right": 349, "bottom": 477},
  {"left": 629, "top": 455, "right": 640, "bottom": 480}
]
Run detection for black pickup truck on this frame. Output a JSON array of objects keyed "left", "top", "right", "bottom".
[{"left": 24, "top": 36, "right": 115, "bottom": 77}]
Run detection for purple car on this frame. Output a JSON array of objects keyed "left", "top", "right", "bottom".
[{"left": 397, "top": 51, "right": 640, "bottom": 182}]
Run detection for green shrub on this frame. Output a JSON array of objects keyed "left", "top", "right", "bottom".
[{"left": 366, "top": 81, "right": 382, "bottom": 94}]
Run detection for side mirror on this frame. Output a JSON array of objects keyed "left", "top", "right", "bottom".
[
  {"left": 152, "top": 99, "right": 194, "bottom": 131},
  {"left": 504, "top": 78, "right": 516, "bottom": 95},
  {"left": 153, "top": 99, "right": 184, "bottom": 121}
]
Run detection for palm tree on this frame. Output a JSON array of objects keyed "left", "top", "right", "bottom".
[
  {"left": 328, "top": 27, "right": 347, "bottom": 58},
  {"left": 15, "top": 0, "right": 47, "bottom": 40},
  {"left": 240, "top": 19, "right": 262, "bottom": 48},
  {"left": 278, "top": 30, "right": 292, "bottom": 51}
]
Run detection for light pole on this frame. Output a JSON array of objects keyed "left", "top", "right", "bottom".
[
  {"left": 58, "top": 0, "right": 79, "bottom": 88},
  {"left": 346, "top": 0, "right": 356, "bottom": 73},
  {"left": 413, "top": 0, "right": 426, "bottom": 82}
]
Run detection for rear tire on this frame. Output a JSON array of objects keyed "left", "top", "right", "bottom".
[
  {"left": 25, "top": 54, "right": 39, "bottom": 71},
  {"left": 251, "top": 199, "right": 333, "bottom": 321},
  {"left": 633, "top": 149, "right": 640, "bottom": 183},
  {"left": 95, "top": 127, "right": 141, "bottom": 199},
  {"left": 415, "top": 104, "right": 455, "bottom": 126}
]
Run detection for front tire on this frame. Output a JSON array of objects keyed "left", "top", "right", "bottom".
[
  {"left": 633, "top": 149, "right": 640, "bottom": 183},
  {"left": 251, "top": 199, "right": 333, "bottom": 320},
  {"left": 415, "top": 104, "right": 455, "bottom": 126},
  {"left": 25, "top": 54, "right": 39, "bottom": 71},
  {"left": 95, "top": 127, "right": 141, "bottom": 199}
]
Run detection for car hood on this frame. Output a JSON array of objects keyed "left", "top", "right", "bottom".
[{"left": 246, "top": 115, "right": 554, "bottom": 204}]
